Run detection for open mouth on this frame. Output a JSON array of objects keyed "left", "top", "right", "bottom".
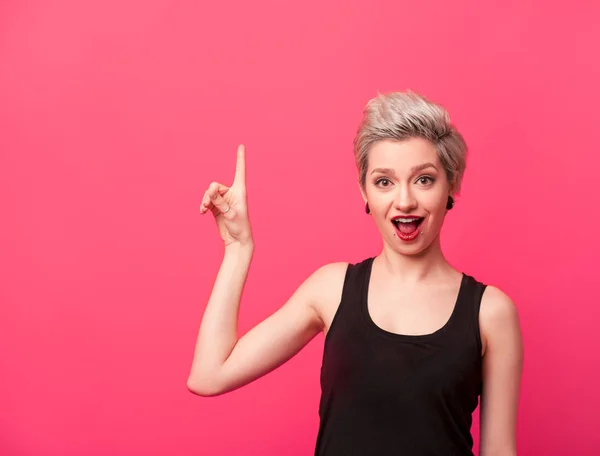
[{"left": 391, "top": 217, "right": 425, "bottom": 235}]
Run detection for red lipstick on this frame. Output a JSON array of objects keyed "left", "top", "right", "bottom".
[{"left": 391, "top": 216, "right": 425, "bottom": 242}]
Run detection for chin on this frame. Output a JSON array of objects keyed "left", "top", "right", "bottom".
[{"left": 383, "top": 238, "right": 426, "bottom": 255}]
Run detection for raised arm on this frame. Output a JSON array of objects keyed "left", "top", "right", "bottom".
[
  {"left": 187, "top": 144, "right": 346, "bottom": 396},
  {"left": 188, "top": 255, "right": 346, "bottom": 396}
]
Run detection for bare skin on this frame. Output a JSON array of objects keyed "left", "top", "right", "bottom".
[{"left": 189, "top": 140, "right": 523, "bottom": 455}]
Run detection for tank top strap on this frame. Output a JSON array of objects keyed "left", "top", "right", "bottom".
[
  {"left": 324, "top": 258, "right": 372, "bottom": 347},
  {"left": 450, "top": 273, "right": 487, "bottom": 355},
  {"left": 340, "top": 257, "right": 373, "bottom": 306}
]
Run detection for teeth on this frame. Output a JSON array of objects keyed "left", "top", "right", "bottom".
[{"left": 394, "top": 218, "right": 421, "bottom": 223}]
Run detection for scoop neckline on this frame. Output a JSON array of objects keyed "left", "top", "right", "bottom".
[{"left": 360, "top": 256, "right": 467, "bottom": 341}]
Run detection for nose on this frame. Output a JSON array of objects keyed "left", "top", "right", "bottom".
[{"left": 393, "top": 184, "right": 418, "bottom": 212}]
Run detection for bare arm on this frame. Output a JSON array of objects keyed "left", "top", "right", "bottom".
[
  {"left": 188, "top": 144, "right": 346, "bottom": 396},
  {"left": 187, "top": 253, "right": 346, "bottom": 396},
  {"left": 479, "top": 285, "right": 524, "bottom": 456},
  {"left": 186, "top": 242, "right": 255, "bottom": 395}
]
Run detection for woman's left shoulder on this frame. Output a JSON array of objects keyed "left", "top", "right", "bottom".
[
  {"left": 480, "top": 285, "right": 519, "bottom": 320},
  {"left": 479, "top": 284, "right": 523, "bottom": 356}
]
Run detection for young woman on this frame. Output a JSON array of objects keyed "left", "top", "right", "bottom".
[{"left": 188, "top": 91, "right": 524, "bottom": 456}]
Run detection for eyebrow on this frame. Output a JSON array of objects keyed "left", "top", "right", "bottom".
[{"left": 370, "top": 163, "right": 439, "bottom": 175}]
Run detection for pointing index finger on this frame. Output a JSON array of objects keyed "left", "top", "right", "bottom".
[{"left": 233, "top": 144, "right": 246, "bottom": 187}]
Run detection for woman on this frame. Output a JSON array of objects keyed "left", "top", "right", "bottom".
[{"left": 188, "top": 91, "right": 524, "bottom": 455}]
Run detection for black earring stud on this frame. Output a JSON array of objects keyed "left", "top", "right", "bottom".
[
  {"left": 365, "top": 202, "right": 370, "bottom": 214},
  {"left": 446, "top": 196, "right": 454, "bottom": 210}
]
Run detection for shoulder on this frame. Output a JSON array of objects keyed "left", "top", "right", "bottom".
[
  {"left": 479, "top": 285, "right": 522, "bottom": 356},
  {"left": 302, "top": 261, "right": 350, "bottom": 319},
  {"left": 480, "top": 285, "right": 520, "bottom": 324},
  {"left": 313, "top": 261, "right": 350, "bottom": 277},
  {"left": 309, "top": 261, "right": 350, "bottom": 297},
  {"left": 296, "top": 261, "right": 349, "bottom": 298}
]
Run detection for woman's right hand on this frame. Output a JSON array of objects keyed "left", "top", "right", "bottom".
[{"left": 199, "top": 144, "right": 253, "bottom": 248}]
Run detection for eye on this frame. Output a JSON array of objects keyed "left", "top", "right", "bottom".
[
  {"left": 417, "top": 176, "right": 435, "bottom": 185},
  {"left": 375, "top": 177, "right": 392, "bottom": 187}
]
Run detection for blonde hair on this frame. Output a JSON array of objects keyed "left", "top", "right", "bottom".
[{"left": 353, "top": 90, "right": 468, "bottom": 194}]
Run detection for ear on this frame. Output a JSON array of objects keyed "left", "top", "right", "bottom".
[
  {"left": 358, "top": 180, "right": 367, "bottom": 203},
  {"left": 448, "top": 177, "right": 458, "bottom": 196}
]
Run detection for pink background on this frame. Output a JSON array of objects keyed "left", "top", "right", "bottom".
[{"left": 1, "top": 0, "right": 599, "bottom": 454}]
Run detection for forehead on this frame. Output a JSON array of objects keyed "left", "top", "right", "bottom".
[{"left": 368, "top": 138, "right": 441, "bottom": 171}]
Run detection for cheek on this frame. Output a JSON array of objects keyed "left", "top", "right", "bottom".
[{"left": 422, "top": 194, "right": 447, "bottom": 213}]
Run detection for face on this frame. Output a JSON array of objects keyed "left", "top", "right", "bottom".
[{"left": 360, "top": 137, "right": 452, "bottom": 255}]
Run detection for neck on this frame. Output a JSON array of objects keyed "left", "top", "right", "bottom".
[{"left": 377, "top": 234, "right": 455, "bottom": 283}]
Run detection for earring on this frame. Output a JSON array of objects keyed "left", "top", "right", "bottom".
[
  {"left": 446, "top": 196, "right": 454, "bottom": 210},
  {"left": 365, "top": 202, "right": 370, "bottom": 214}
]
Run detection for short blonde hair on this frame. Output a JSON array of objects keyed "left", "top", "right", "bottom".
[{"left": 353, "top": 90, "right": 468, "bottom": 194}]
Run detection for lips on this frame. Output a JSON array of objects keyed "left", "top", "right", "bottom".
[{"left": 391, "top": 216, "right": 425, "bottom": 241}]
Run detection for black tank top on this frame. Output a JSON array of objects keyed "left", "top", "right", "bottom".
[{"left": 314, "top": 257, "right": 486, "bottom": 456}]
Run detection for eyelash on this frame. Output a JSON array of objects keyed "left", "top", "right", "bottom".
[{"left": 375, "top": 176, "right": 435, "bottom": 187}]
